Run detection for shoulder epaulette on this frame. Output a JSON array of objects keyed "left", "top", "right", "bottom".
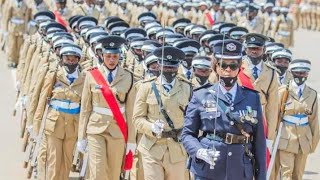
[
  {"left": 177, "top": 75, "right": 192, "bottom": 84},
  {"left": 142, "top": 76, "right": 157, "bottom": 83},
  {"left": 265, "top": 61, "right": 279, "bottom": 72},
  {"left": 241, "top": 86, "right": 260, "bottom": 93},
  {"left": 193, "top": 82, "right": 213, "bottom": 91}
]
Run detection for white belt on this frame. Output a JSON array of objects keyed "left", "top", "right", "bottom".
[
  {"left": 93, "top": 106, "right": 125, "bottom": 116},
  {"left": 283, "top": 115, "right": 308, "bottom": 125},
  {"left": 49, "top": 100, "right": 80, "bottom": 109},
  {"left": 278, "top": 31, "right": 290, "bottom": 37},
  {"left": 11, "top": 18, "right": 25, "bottom": 24}
]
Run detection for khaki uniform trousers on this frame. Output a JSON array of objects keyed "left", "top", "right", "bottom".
[
  {"left": 87, "top": 131, "right": 125, "bottom": 180},
  {"left": 279, "top": 150, "right": 308, "bottom": 180},
  {"left": 130, "top": 133, "right": 144, "bottom": 180},
  {"left": 38, "top": 134, "right": 77, "bottom": 180},
  {"left": 7, "top": 33, "right": 24, "bottom": 64},
  {"left": 141, "top": 148, "right": 188, "bottom": 180}
]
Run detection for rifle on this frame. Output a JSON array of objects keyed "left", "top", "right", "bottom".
[
  {"left": 266, "top": 82, "right": 290, "bottom": 179},
  {"left": 27, "top": 102, "right": 50, "bottom": 179},
  {"left": 71, "top": 148, "right": 80, "bottom": 172},
  {"left": 79, "top": 150, "right": 89, "bottom": 179}
]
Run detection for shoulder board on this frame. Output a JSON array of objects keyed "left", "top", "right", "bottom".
[
  {"left": 142, "top": 76, "right": 157, "bottom": 83},
  {"left": 193, "top": 83, "right": 213, "bottom": 92},
  {"left": 123, "top": 68, "right": 133, "bottom": 75},
  {"left": 241, "top": 86, "right": 260, "bottom": 93},
  {"left": 177, "top": 76, "right": 192, "bottom": 84},
  {"left": 265, "top": 61, "right": 279, "bottom": 72},
  {"left": 308, "top": 86, "right": 318, "bottom": 95}
]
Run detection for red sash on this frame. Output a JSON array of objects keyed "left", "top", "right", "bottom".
[
  {"left": 53, "top": 10, "right": 68, "bottom": 30},
  {"left": 205, "top": 12, "right": 215, "bottom": 25},
  {"left": 90, "top": 68, "right": 133, "bottom": 170},
  {"left": 238, "top": 68, "right": 270, "bottom": 168}
]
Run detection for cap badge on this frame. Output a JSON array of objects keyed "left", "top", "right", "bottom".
[
  {"left": 250, "top": 37, "right": 255, "bottom": 41},
  {"left": 226, "top": 43, "right": 236, "bottom": 51},
  {"left": 110, "top": 42, "right": 115, "bottom": 47},
  {"left": 167, "top": 55, "right": 172, "bottom": 59}
]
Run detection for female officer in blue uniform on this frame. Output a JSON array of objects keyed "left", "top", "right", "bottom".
[{"left": 181, "top": 39, "right": 267, "bottom": 180}]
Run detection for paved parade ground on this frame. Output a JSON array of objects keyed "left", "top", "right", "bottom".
[{"left": 0, "top": 29, "right": 319, "bottom": 179}]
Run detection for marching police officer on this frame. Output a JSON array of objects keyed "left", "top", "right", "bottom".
[
  {"left": 33, "top": 44, "right": 84, "bottom": 179},
  {"left": 276, "top": 59, "right": 319, "bottom": 180},
  {"left": 190, "top": 56, "right": 213, "bottom": 87},
  {"left": 181, "top": 39, "right": 266, "bottom": 180},
  {"left": 271, "top": 48, "right": 293, "bottom": 85},
  {"left": 241, "top": 33, "right": 279, "bottom": 145},
  {"left": 133, "top": 46, "right": 192, "bottom": 180},
  {"left": 78, "top": 35, "right": 135, "bottom": 180},
  {"left": 3, "top": 0, "right": 32, "bottom": 68}
]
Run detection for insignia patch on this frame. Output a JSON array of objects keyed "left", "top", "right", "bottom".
[
  {"left": 110, "top": 42, "right": 115, "bottom": 47},
  {"left": 95, "top": 84, "right": 103, "bottom": 89},
  {"left": 226, "top": 43, "right": 236, "bottom": 51},
  {"left": 167, "top": 55, "right": 172, "bottom": 59}
]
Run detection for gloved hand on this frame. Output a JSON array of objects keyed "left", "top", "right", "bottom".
[
  {"left": 266, "top": 139, "right": 274, "bottom": 153},
  {"left": 151, "top": 119, "right": 164, "bottom": 135},
  {"left": 15, "top": 81, "right": 20, "bottom": 92},
  {"left": 77, "top": 139, "right": 87, "bottom": 153},
  {"left": 196, "top": 148, "right": 220, "bottom": 168},
  {"left": 126, "top": 143, "right": 136, "bottom": 155}
]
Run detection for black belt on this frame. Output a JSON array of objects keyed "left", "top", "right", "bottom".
[
  {"left": 154, "top": 129, "right": 182, "bottom": 142},
  {"left": 205, "top": 131, "right": 253, "bottom": 144}
]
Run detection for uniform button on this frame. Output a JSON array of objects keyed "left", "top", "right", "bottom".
[
  {"left": 230, "top": 107, "right": 234, "bottom": 111},
  {"left": 228, "top": 152, "right": 232, "bottom": 156},
  {"left": 230, "top": 121, "right": 234, "bottom": 125},
  {"left": 65, "top": 122, "right": 68, "bottom": 125},
  {"left": 209, "top": 116, "right": 213, "bottom": 119}
]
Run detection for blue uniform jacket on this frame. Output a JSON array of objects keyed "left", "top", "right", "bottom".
[{"left": 181, "top": 83, "right": 266, "bottom": 180}]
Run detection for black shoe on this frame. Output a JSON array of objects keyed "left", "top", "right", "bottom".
[{"left": 8, "top": 63, "right": 17, "bottom": 69}]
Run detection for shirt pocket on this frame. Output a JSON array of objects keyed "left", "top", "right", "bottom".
[
  {"left": 45, "top": 110, "right": 59, "bottom": 133},
  {"left": 146, "top": 98, "right": 158, "bottom": 115}
]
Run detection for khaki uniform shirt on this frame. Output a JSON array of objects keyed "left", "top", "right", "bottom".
[
  {"left": 133, "top": 77, "right": 192, "bottom": 163},
  {"left": 278, "top": 84, "right": 319, "bottom": 154}
]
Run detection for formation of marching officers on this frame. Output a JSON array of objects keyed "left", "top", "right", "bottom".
[{"left": 0, "top": 0, "right": 318, "bottom": 180}]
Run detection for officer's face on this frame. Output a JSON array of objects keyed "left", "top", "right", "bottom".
[
  {"left": 246, "top": 46, "right": 265, "bottom": 58},
  {"left": 62, "top": 55, "right": 80, "bottom": 64},
  {"left": 199, "top": 5, "right": 207, "bottom": 11},
  {"left": 148, "top": 62, "right": 160, "bottom": 71},
  {"left": 56, "top": 2, "right": 66, "bottom": 9},
  {"left": 194, "top": 67, "right": 212, "bottom": 76},
  {"left": 274, "top": 58, "right": 290, "bottom": 68},
  {"left": 291, "top": 71, "right": 309, "bottom": 78},
  {"left": 103, "top": 53, "right": 120, "bottom": 69},
  {"left": 215, "top": 59, "right": 240, "bottom": 77}
]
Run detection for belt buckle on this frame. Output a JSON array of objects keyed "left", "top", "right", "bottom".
[{"left": 225, "top": 133, "right": 233, "bottom": 144}]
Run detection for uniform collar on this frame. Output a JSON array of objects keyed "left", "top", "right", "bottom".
[
  {"left": 249, "top": 60, "right": 263, "bottom": 72},
  {"left": 291, "top": 80, "right": 305, "bottom": 95},
  {"left": 103, "top": 65, "right": 118, "bottom": 79},
  {"left": 159, "top": 76, "right": 176, "bottom": 87},
  {"left": 181, "top": 65, "right": 192, "bottom": 76},
  {"left": 219, "top": 83, "right": 238, "bottom": 101},
  {"left": 64, "top": 66, "right": 79, "bottom": 79}
]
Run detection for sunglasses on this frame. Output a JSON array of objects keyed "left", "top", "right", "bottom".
[{"left": 217, "top": 63, "right": 240, "bottom": 71}]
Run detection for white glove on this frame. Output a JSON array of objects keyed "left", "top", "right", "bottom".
[
  {"left": 77, "top": 139, "right": 87, "bottom": 153},
  {"left": 26, "top": 125, "right": 33, "bottom": 134},
  {"left": 196, "top": 148, "right": 220, "bottom": 168},
  {"left": 151, "top": 119, "right": 164, "bottom": 135},
  {"left": 266, "top": 139, "right": 274, "bottom": 152},
  {"left": 126, "top": 143, "right": 136, "bottom": 155},
  {"left": 15, "top": 81, "right": 21, "bottom": 92}
]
